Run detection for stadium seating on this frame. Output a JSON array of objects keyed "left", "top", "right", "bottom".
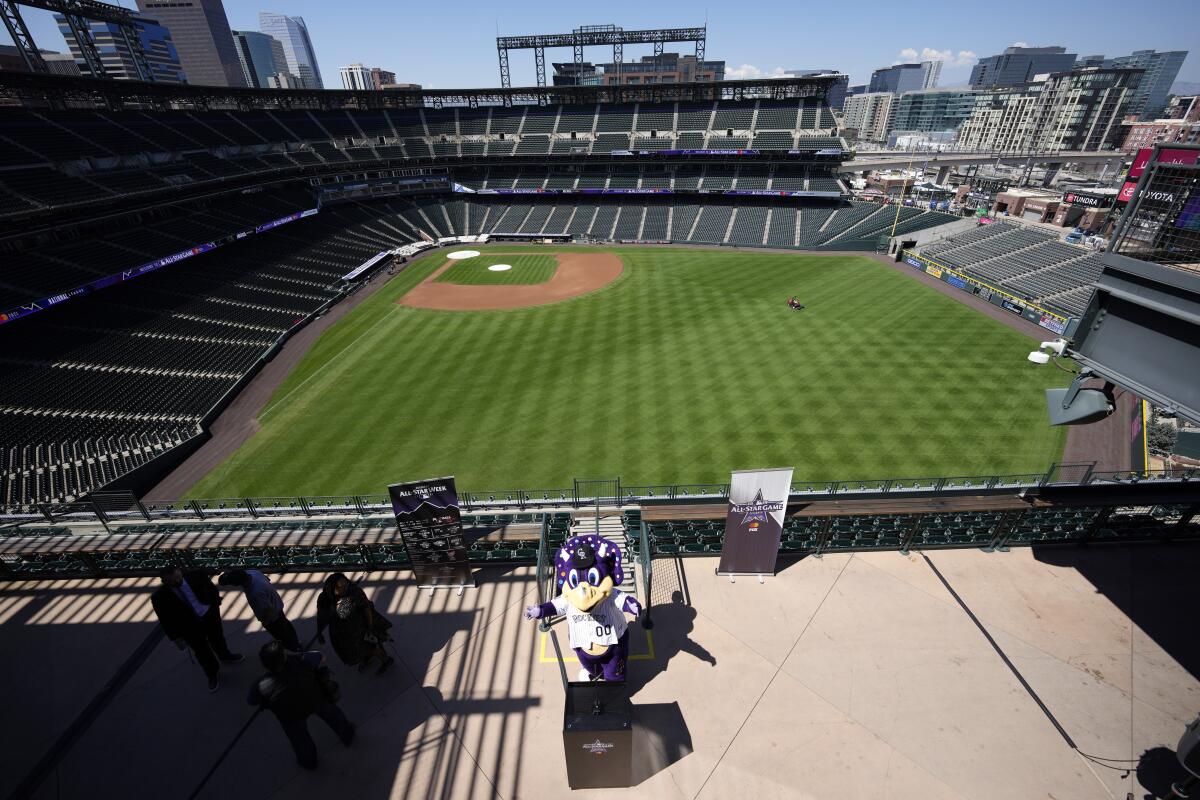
[{"left": 918, "top": 222, "right": 1105, "bottom": 316}]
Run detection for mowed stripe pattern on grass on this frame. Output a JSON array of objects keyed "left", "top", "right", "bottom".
[
  {"left": 188, "top": 248, "right": 1067, "bottom": 498},
  {"left": 434, "top": 254, "right": 557, "bottom": 285}
]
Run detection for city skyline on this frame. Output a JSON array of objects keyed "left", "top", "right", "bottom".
[{"left": 0, "top": 0, "right": 1196, "bottom": 90}]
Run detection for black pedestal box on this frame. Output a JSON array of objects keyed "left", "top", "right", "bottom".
[{"left": 562, "top": 681, "right": 634, "bottom": 789}]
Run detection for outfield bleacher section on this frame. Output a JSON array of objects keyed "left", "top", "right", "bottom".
[{"left": 918, "top": 221, "right": 1106, "bottom": 317}]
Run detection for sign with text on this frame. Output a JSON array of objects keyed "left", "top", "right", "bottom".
[
  {"left": 716, "top": 467, "right": 794, "bottom": 577},
  {"left": 387, "top": 477, "right": 472, "bottom": 588}
]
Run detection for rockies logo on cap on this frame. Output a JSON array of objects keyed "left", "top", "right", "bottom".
[{"left": 567, "top": 542, "right": 596, "bottom": 570}]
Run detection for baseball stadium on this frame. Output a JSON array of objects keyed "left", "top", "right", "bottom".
[{"left": 0, "top": 31, "right": 1198, "bottom": 800}]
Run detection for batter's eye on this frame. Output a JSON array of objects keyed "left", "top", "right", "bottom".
[
  {"left": 566, "top": 569, "right": 580, "bottom": 589},
  {"left": 586, "top": 567, "right": 601, "bottom": 585}
]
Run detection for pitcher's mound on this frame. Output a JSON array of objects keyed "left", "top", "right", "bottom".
[{"left": 399, "top": 252, "right": 623, "bottom": 311}]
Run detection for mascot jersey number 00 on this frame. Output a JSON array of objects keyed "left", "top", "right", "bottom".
[{"left": 524, "top": 535, "right": 642, "bottom": 682}]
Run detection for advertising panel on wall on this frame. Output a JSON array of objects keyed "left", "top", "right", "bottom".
[
  {"left": 716, "top": 467, "right": 794, "bottom": 577},
  {"left": 387, "top": 477, "right": 473, "bottom": 588},
  {"left": 898, "top": 250, "right": 1072, "bottom": 334},
  {"left": 0, "top": 205, "right": 322, "bottom": 326}
]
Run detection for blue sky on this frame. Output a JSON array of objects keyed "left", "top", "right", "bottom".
[{"left": 5, "top": 0, "right": 1198, "bottom": 89}]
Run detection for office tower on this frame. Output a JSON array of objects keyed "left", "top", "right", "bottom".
[
  {"left": 969, "top": 45, "right": 1077, "bottom": 89},
  {"left": 55, "top": 13, "right": 186, "bottom": 83},
  {"left": 889, "top": 88, "right": 981, "bottom": 136},
  {"left": 258, "top": 13, "right": 323, "bottom": 89},
  {"left": 868, "top": 62, "right": 938, "bottom": 94},
  {"left": 340, "top": 63, "right": 371, "bottom": 90},
  {"left": 232, "top": 30, "right": 285, "bottom": 88},
  {"left": 1108, "top": 49, "right": 1188, "bottom": 119},
  {"left": 136, "top": 0, "right": 245, "bottom": 86}
]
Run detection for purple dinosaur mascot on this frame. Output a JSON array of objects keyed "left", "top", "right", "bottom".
[{"left": 524, "top": 534, "right": 643, "bottom": 682}]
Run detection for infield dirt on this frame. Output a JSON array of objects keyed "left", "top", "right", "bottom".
[{"left": 398, "top": 252, "right": 623, "bottom": 310}]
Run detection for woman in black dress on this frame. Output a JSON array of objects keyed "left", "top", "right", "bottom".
[{"left": 316, "top": 573, "right": 394, "bottom": 674}]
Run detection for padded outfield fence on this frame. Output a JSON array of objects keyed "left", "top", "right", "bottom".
[
  {"left": 0, "top": 464, "right": 1196, "bottom": 582},
  {"left": 899, "top": 249, "right": 1076, "bottom": 336}
]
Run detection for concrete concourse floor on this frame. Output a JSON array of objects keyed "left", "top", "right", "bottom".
[{"left": 0, "top": 544, "right": 1196, "bottom": 800}]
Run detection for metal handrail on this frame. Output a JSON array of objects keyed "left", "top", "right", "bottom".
[{"left": 6, "top": 466, "right": 1196, "bottom": 526}]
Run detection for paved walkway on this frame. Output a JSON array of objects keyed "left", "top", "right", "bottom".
[{"left": 2, "top": 543, "right": 1195, "bottom": 799}]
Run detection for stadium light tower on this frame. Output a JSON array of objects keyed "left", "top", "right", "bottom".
[{"left": 495, "top": 23, "right": 707, "bottom": 88}]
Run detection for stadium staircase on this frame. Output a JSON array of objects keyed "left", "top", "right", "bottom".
[{"left": 569, "top": 513, "right": 642, "bottom": 600}]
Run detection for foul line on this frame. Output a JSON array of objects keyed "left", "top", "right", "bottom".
[{"left": 259, "top": 305, "right": 400, "bottom": 420}]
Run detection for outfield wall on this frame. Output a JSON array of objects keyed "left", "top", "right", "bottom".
[{"left": 899, "top": 249, "right": 1077, "bottom": 337}]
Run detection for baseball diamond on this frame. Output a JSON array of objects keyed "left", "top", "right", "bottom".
[{"left": 184, "top": 246, "right": 1068, "bottom": 498}]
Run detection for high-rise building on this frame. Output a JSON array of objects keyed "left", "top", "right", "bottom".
[
  {"left": 842, "top": 92, "right": 895, "bottom": 142},
  {"left": 1107, "top": 49, "right": 1187, "bottom": 119},
  {"left": 867, "top": 61, "right": 940, "bottom": 94},
  {"left": 888, "top": 88, "right": 981, "bottom": 137},
  {"left": 258, "top": 13, "right": 323, "bottom": 89},
  {"left": 370, "top": 68, "right": 395, "bottom": 90},
  {"left": 783, "top": 70, "right": 850, "bottom": 110},
  {"left": 969, "top": 46, "right": 1077, "bottom": 89},
  {"left": 43, "top": 53, "right": 81, "bottom": 76},
  {"left": 136, "top": 0, "right": 244, "bottom": 86},
  {"left": 552, "top": 53, "right": 723, "bottom": 86},
  {"left": 340, "top": 63, "right": 370, "bottom": 91},
  {"left": 957, "top": 67, "right": 1141, "bottom": 152},
  {"left": 55, "top": 13, "right": 186, "bottom": 83},
  {"left": 0, "top": 45, "right": 79, "bottom": 75},
  {"left": 267, "top": 71, "right": 304, "bottom": 89},
  {"left": 232, "top": 30, "right": 285, "bottom": 89},
  {"left": 338, "top": 64, "right": 395, "bottom": 91}
]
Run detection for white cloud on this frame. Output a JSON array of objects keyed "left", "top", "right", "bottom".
[
  {"left": 1012, "top": 41, "right": 1029, "bottom": 48},
  {"left": 895, "top": 47, "right": 978, "bottom": 68},
  {"left": 725, "top": 64, "right": 787, "bottom": 81}
]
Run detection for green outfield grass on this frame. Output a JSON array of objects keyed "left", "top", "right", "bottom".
[
  {"left": 187, "top": 247, "right": 1068, "bottom": 498},
  {"left": 434, "top": 253, "right": 557, "bottom": 285}
]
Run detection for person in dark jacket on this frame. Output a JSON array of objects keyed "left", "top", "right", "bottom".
[
  {"left": 316, "top": 573, "right": 394, "bottom": 674},
  {"left": 248, "top": 641, "right": 355, "bottom": 769},
  {"left": 151, "top": 565, "right": 243, "bottom": 692},
  {"left": 218, "top": 569, "right": 301, "bottom": 652}
]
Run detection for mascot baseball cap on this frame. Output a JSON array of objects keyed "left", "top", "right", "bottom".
[{"left": 566, "top": 541, "right": 596, "bottom": 570}]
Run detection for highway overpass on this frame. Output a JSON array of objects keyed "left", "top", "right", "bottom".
[{"left": 841, "top": 150, "right": 1128, "bottom": 184}]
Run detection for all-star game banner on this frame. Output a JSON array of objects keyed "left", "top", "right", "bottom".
[
  {"left": 387, "top": 477, "right": 473, "bottom": 588},
  {"left": 717, "top": 467, "right": 794, "bottom": 576}
]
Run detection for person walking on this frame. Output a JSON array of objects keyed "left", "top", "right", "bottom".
[
  {"left": 151, "top": 565, "right": 243, "bottom": 692},
  {"left": 247, "top": 641, "right": 355, "bottom": 770},
  {"left": 315, "top": 573, "right": 394, "bottom": 674},
  {"left": 218, "top": 569, "right": 301, "bottom": 652}
]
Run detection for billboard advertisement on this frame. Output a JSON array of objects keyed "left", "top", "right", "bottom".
[
  {"left": 716, "top": 467, "right": 793, "bottom": 577},
  {"left": 387, "top": 477, "right": 473, "bottom": 588},
  {"left": 925, "top": 265, "right": 943, "bottom": 278}
]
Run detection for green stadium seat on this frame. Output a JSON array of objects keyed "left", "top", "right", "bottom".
[{"left": 514, "top": 547, "right": 538, "bottom": 560}]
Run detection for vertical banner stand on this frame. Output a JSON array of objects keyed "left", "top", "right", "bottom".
[
  {"left": 716, "top": 467, "right": 795, "bottom": 582},
  {"left": 387, "top": 476, "right": 475, "bottom": 594}
]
